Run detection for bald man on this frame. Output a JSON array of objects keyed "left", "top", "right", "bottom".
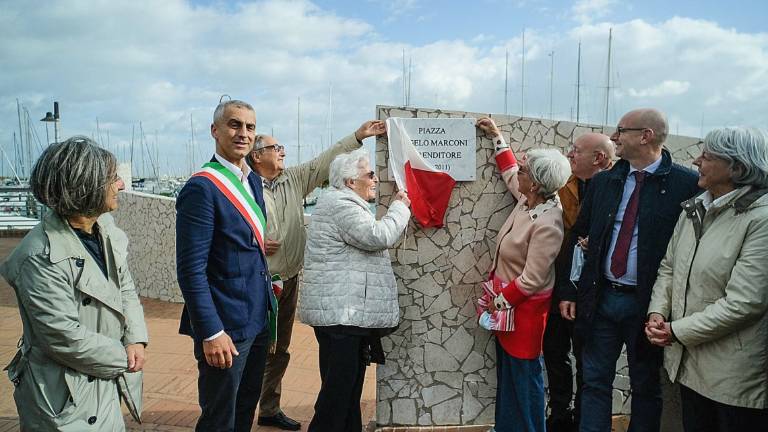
[
  {"left": 544, "top": 133, "right": 614, "bottom": 432},
  {"left": 559, "top": 109, "right": 699, "bottom": 432}
]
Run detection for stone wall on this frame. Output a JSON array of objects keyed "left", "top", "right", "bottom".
[
  {"left": 373, "top": 105, "right": 701, "bottom": 427},
  {"left": 113, "top": 191, "right": 182, "bottom": 302}
]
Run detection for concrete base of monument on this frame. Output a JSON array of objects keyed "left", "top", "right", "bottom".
[{"left": 369, "top": 416, "right": 630, "bottom": 432}]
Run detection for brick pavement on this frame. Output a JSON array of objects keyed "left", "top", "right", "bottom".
[
  {"left": 0, "top": 235, "right": 631, "bottom": 432},
  {"left": 0, "top": 236, "right": 375, "bottom": 431}
]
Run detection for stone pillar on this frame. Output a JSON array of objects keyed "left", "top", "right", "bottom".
[{"left": 373, "top": 105, "right": 700, "bottom": 428}]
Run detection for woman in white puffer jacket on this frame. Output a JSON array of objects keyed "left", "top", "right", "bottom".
[{"left": 300, "top": 148, "right": 410, "bottom": 432}]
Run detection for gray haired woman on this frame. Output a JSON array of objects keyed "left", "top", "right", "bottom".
[
  {"left": 1, "top": 136, "right": 148, "bottom": 431},
  {"left": 647, "top": 127, "right": 768, "bottom": 431},
  {"left": 300, "top": 148, "right": 410, "bottom": 432},
  {"left": 476, "top": 117, "right": 571, "bottom": 432}
]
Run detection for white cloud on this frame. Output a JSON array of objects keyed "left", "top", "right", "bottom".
[
  {"left": 0, "top": 2, "right": 766, "bottom": 176},
  {"left": 571, "top": 0, "right": 618, "bottom": 24},
  {"left": 375, "top": 0, "right": 421, "bottom": 23},
  {"left": 628, "top": 80, "right": 691, "bottom": 98}
]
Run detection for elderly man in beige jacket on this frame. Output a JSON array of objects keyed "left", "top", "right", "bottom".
[{"left": 247, "top": 120, "right": 386, "bottom": 430}]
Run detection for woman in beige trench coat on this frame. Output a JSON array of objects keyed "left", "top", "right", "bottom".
[
  {"left": 646, "top": 127, "right": 768, "bottom": 431},
  {"left": 1, "top": 136, "right": 148, "bottom": 431}
]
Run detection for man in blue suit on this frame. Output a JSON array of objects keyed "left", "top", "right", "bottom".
[{"left": 176, "top": 99, "right": 272, "bottom": 432}]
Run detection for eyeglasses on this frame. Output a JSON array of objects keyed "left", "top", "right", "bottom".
[
  {"left": 260, "top": 144, "right": 284, "bottom": 153},
  {"left": 614, "top": 126, "right": 648, "bottom": 136},
  {"left": 567, "top": 146, "right": 602, "bottom": 156},
  {"left": 360, "top": 170, "right": 376, "bottom": 180}
]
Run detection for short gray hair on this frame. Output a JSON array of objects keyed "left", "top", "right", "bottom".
[
  {"left": 30, "top": 136, "right": 117, "bottom": 217},
  {"left": 253, "top": 134, "right": 268, "bottom": 150},
  {"left": 702, "top": 127, "right": 768, "bottom": 188},
  {"left": 213, "top": 99, "right": 255, "bottom": 124},
  {"left": 329, "top": 148, "right": 369, "bottom": 189},
  {"left": 526, "top": 148, "right": 572, "bottom": 197}
]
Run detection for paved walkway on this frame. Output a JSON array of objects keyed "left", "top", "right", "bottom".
[
  {"left": 0, "top": 235, "right": 633, "bottom": 432},
  {"left": 0, "top": 237, "right": 376, "bottom": 431}
]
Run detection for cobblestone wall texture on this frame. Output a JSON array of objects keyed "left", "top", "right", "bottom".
[
  {"left": 113, "top": 191, "right": 182, "bottom": 302},
  {"left": 374, "top": 105, "right": 701, "bottom": 426}
]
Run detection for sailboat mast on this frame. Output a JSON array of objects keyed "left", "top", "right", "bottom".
[
  {"left": 130, "top": 124, "right": 135, "bottom": 178},
  {"left": 549, "top": 50, "right": 555, "bottom": 120},
  {"left": 576, "top": 41, "right": 582, "bottom": 123},
  {"left": 604, "top": 28, "right": 613, "bottom": 126},
  {"left": 521, "top": 28, "right": 526, "bottom": 117},
  {"left": 504, "top": 50, "right": 509, "bottom": 115},
  {"left": 402, "top": 49, "right": 407, "bottom": 106},
  {"left": 24, "top": 110, "right": 32, "bottom": 178},
  {"left": 154, "top": 130, "right": 159, "bottom": 178},
  {"left": 139, "top": 122, "right": 147, "bottom": 178},
  {"left": 190, "top": 113, "right": 196, "bottom": 176},
  {"left": 297, "top": 97, "right": 301, "bottom": 166},
  {"left": 16, "top": 99, "right": 24, "bottom": 177},
  {"left": 2, "top": 136, "right": 21, "bottom": 184},
  {"left": 327, "top": 83, "right": 333, "bottom": 150},
  {"left": 96, "top": 117, "right": 102, "bottom": 146},
  {"left": 407, "top": 57, "right": 412, "bottom": 107}
]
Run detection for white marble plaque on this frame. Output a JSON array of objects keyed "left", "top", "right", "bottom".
[{"left": 394, "top": 118, "right": 477, "bottom": 181}]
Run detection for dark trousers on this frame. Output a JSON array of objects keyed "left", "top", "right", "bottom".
[
  {"left": 495, "top": 340, "right": 546, "bottom": 432},
  {"left": 308, "top": 327, "right": 367, "bottom": 432},
  {"left": 259, "top": 275, "right": 299, "bottom": 417},
  {"left": 680, "top": 385, "right": 768, "bottom": 432},
  {"left": 193, "top": 329, "right": 268, "bottom": 432},
  {"left": 543, "top": 305, "right": 582, "bottom": 423},
  {"left": 580, "top": 289, "right": 661, "bottom": 432}
]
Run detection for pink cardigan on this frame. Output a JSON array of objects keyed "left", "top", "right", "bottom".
[{"left": 487, "top": 141, "right": 565, "bottom": 359}]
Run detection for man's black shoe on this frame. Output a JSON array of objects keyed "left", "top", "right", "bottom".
[
  {"left": 257, "top": 411, "right": 301, "bottom": 431},
  {"left": 546, "top": 415, "right": 576, "bottom": 432}
]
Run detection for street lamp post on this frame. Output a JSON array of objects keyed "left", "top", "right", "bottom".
[{"left": 40, "top": 101, "right": 60, "bottom": 144}]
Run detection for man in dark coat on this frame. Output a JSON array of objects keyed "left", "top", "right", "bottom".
[
  {"left": 546, "top": 132, "right": 613, "bottom": 432},
  {"left": 559, "top": 108, "right": 700, "bottom": 432}
]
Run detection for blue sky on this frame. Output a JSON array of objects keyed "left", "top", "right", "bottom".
[
  {"left": 325, "top": 1, "right": 768, "bottom": 42},
  {"left": 1, "top": 0, "right": 767, "bottom": 177}
]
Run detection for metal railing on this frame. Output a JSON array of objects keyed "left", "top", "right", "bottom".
[{"left": 0, "top": 187, "right": 47, "bottom": 230}]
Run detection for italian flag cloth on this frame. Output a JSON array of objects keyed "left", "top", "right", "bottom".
[{"left": 386, "top": 118, "right": 456, "bottom": 228}]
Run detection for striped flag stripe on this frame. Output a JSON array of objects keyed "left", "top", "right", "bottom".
[{"left": 193, "top": 167, "right": 265, "bottom": 252}]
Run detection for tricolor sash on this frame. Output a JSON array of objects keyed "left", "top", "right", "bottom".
[{"left": 193, "top": 162, "right": 266, "bottom": 253}]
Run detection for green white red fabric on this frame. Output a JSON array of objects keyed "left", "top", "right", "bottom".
[
  {"left": 271, "top": 273, "right": 283, "bottom": 297},
  {"left": 192, "top": 162, "right": 266, "bottom": 252}
]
